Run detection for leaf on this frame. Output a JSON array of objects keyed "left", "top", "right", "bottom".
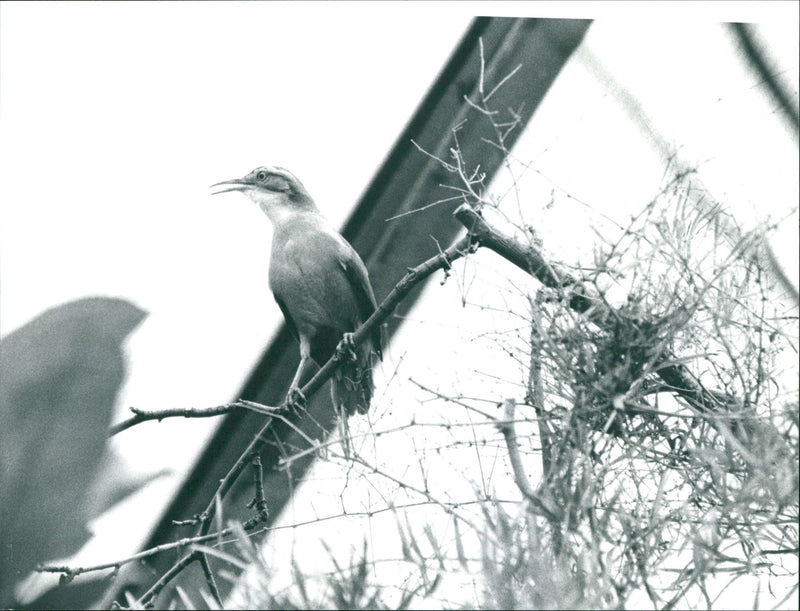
[
  {"left": 0, "top": 297, "right": 146, "bottom": 606},
  {"left": 84, "top": 447, "right": 169, "bottom": 522}
]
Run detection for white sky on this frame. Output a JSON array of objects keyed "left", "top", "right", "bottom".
[{"left": 1, "top": 1, "right": 797, "bottom": 607}]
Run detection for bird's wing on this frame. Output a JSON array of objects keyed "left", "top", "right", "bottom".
[{"left": 337, "top": 249, "right": 383, "bottom": 360}]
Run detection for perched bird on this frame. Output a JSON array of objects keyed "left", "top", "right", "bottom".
[{"left": 211, "top": 166, "right": 381, "bottom": 416}]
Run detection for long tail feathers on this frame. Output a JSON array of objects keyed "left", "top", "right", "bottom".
[{"left": 331, "top": 339, "right": 375, "bottom": 417}]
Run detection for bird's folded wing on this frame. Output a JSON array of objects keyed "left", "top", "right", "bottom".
[{"left": 336, "top": 250, "right": 383, "bottom": 360}]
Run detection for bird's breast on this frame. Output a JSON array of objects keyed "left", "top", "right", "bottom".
[{"left": 268, "top": 223, "right": 359, "bottom": 336}]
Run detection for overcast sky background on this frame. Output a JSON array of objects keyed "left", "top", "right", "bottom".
[{"left": 1, "top": 1, "right": 798, "bottom": 607}]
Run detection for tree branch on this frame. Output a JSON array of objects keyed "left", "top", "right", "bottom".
[{"left": 109, "top": 402, "right": 281, "bottom": 437}]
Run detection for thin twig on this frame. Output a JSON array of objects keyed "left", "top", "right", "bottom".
[
  {"left": 110, "top": 401, "right": 282, "bottom": 437},
  {"left": 497, "top": 399, "right": 561, "bottom": 522},
  {"left": 138, "top": 551, "right": 199, "bottom": 608},
  {"left": 38, "top": 529, "right": 238, "bottom": 578},
  {"left": 528, "top": 293, "right": 554, "bottom": 479},
  {"left": 485, "top": 63, "right": 522, "bottom": 102},
  {"left": 244, "top": 455, "right": 269, "bottom": 529},
  {"left": 199, "top": 554, "right": 222, "bottom": 607}
]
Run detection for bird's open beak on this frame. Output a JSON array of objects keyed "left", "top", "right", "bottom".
[{"left": 209, "top": 178, "right": 252, "bottom": 195}]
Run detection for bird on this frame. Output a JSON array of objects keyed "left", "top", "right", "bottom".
[{"left": 211, "top": 166, "right": 381, "bottom": 417}]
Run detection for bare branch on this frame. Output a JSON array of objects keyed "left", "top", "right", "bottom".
[{"left": 109, "top": 401, "right": 281, "bottom": 437}]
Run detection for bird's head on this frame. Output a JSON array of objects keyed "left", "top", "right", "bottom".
[{"left": 211, "top": 166, "right": 317, "bottom": 223}]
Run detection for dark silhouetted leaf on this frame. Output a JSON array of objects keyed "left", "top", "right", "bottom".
[
  {"left": 85, "top": 445, "right": 169, "bottom": 521},
  {"left": 0, "top": 297, "right": 146, "bottom": 606}
]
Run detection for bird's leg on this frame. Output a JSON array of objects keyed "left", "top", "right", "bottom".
[
  {"left": 286, "top": 362, "right": 307, "bottom": 409},
  {"left": 338, "top": 412, "right": 352, "bottom": 460},
  {"left": 336, "top": 332, "right": 357, "bottom": 363},
  {"left": 285, "top": 337, "right": 312, "bottom": 410}
]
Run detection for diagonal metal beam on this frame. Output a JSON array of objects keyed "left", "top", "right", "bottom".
[{"left": 123, "top": 16, "right": 591, "bottom": 606}]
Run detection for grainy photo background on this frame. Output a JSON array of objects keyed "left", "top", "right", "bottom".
[{"left": 1, "top": 2, "right": 797, "bottom": 609}]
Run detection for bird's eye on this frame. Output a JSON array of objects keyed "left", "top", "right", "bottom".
[{"left": 256, "top": 171, "right": 267, "bottom": 181}]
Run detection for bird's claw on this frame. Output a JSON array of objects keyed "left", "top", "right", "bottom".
[
  {"left": 336, "top": 333, "right": 357, "bottom": 362},
  {"left": 284, "top": 386, "right": 306, "bottom": 411}
]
